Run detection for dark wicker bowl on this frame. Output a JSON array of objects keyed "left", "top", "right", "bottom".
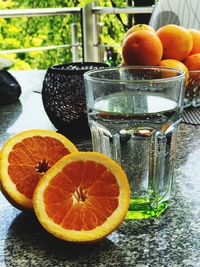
[{"left": 42, "top": 62, "right": 108, "bottom": 137}]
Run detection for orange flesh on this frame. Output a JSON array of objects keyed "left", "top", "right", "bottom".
[
  {"left": 8, "top": 136, "right": 70, "bottom": 199},
  {"left": 44, "top": 160, "right": 120, "bottom": 231}
]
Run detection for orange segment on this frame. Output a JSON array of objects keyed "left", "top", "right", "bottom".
[
  {"left": 0, "top": 129, "right": 78, "bottom": 209},
  {"left": 33, "top": 152, "right": 130, "bottom": 243},
  {"left": 82, "top": 160, "right": 106, "bottom": 189}
]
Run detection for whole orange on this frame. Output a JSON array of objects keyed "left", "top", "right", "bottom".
[
  {"left": 183, "top": 53, "right": 200, "bottom": 70},
  {"left": 188, "top": 29, "right": 200, "bottom": 55},
  {"left": 159, "top": 59, "right": 189, "bottom": 84},
  {"left": 122, "top": 30, "right": 163, "bottom": 66},
  {"left": 156, "top": 24, "right": 193, "bottom": 61},
  {"left": 124, "top": 24, "right": 155, "bottom": 40}
]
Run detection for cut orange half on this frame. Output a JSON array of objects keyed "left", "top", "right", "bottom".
[
  {"left": 33, "top": 152, "right": 130, "bottom": 243},
  {"left": 0, "top": 129, "right": 78, "bottom": 210}
]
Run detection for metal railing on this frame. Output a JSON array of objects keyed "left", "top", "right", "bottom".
[
  {"left": 0, "top": 4, "right": 154, "bottom": 63},
  {"left": 0, "top": 7, "right": 81, "bottom": 62},
  {"left": 0, "top": 7, "right": 80, "bottom": 18},
  {"left": 82, "top": 4, "right": 154, "bottom": 61},
  {"left": 92, "top": 6, "right": 153, "bottom": 14}
]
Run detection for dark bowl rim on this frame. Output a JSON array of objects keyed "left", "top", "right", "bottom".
[{"left": 47, "top": 62, "right": 109, "bottom": 74}]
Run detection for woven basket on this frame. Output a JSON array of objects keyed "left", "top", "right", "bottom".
[
  {"left": 185, "top": 70, "right": 200, "bottom": 106},
  {"left": 42, "top": 62, "right": 108, "bottom": 137}
]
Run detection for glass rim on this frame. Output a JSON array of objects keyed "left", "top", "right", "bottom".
[{"left": 84, "top": 65, "right": 185, "bottom": 84}]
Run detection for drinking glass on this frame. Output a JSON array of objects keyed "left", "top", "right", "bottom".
[{"left": 84, "top": 66, "right": 185, "bottom": 219}]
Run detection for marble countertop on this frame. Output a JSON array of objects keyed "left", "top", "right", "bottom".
[{"left": 1, "top": 70, "right": 200, "bottom": 267}]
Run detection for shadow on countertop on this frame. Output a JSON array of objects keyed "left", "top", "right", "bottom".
[
  {"left": 4, "top": 195, "right": 198, "bottom": 267},
  {"left": 4, "top": 212, "right": 125, "bottom": 267}
]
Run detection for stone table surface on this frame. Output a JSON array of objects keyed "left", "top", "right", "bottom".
[{"left": 0, "top": 70, "right": 200, "bottom": 267}]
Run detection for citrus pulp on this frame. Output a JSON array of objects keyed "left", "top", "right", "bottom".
[
  {"left": 0, "top": 129, "right": 78, "bottom": 209},
  {"left": 33, "top": 152, "right": 130, "bottom": 243}
]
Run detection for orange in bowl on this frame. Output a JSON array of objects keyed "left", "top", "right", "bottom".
[
  {"left": 183, "top": 53, "right": 200, "bottom": 71},
  {"left": 156, "top": 24, "right": 193, "bottom": 61},
  {"left": 189, "top": 29, "right": 200, "bottom": 55},
  {"left": 159, "top": 59, "right": 189, "bottom": 85},
  {"left": 122, "top": 29, "right": 163, "bottom": 66},
  {"left": 124, "top": 23, "right": 155, "bottom": 40}
]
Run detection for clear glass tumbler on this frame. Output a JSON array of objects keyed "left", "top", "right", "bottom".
[{"left": 84, "top": 66, "right": 185, "bottom": 219}]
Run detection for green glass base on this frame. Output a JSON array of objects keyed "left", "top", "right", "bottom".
[{"left": 125, "top": 198, "right": 170, "bottom": 220}]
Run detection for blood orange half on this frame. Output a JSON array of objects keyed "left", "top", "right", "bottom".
[
  {"left": 33, "top": 152, "right": 130, "bottom": 243},
  {"left": 0, "top": 129, "right": 78, "bottom": 210}
]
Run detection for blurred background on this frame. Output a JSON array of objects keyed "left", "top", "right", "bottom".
[
  {"left": 0, "top": 0, "right": 155, "bottom": 70},
  {"left": 0, "top": 0, "right": 155, "bottom": 69}
]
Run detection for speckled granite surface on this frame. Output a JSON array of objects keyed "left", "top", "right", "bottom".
[{"left": 1, "top": 70, "right": 200, "bottom": 267}]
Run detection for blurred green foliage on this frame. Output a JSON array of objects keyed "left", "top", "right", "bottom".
[{"left": 0, "top": 1, "right": 138, "bottom": 69}]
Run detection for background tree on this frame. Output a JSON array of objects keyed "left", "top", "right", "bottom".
[{"left": 0, "top": 0, "right": 80, "bottom": 69}]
